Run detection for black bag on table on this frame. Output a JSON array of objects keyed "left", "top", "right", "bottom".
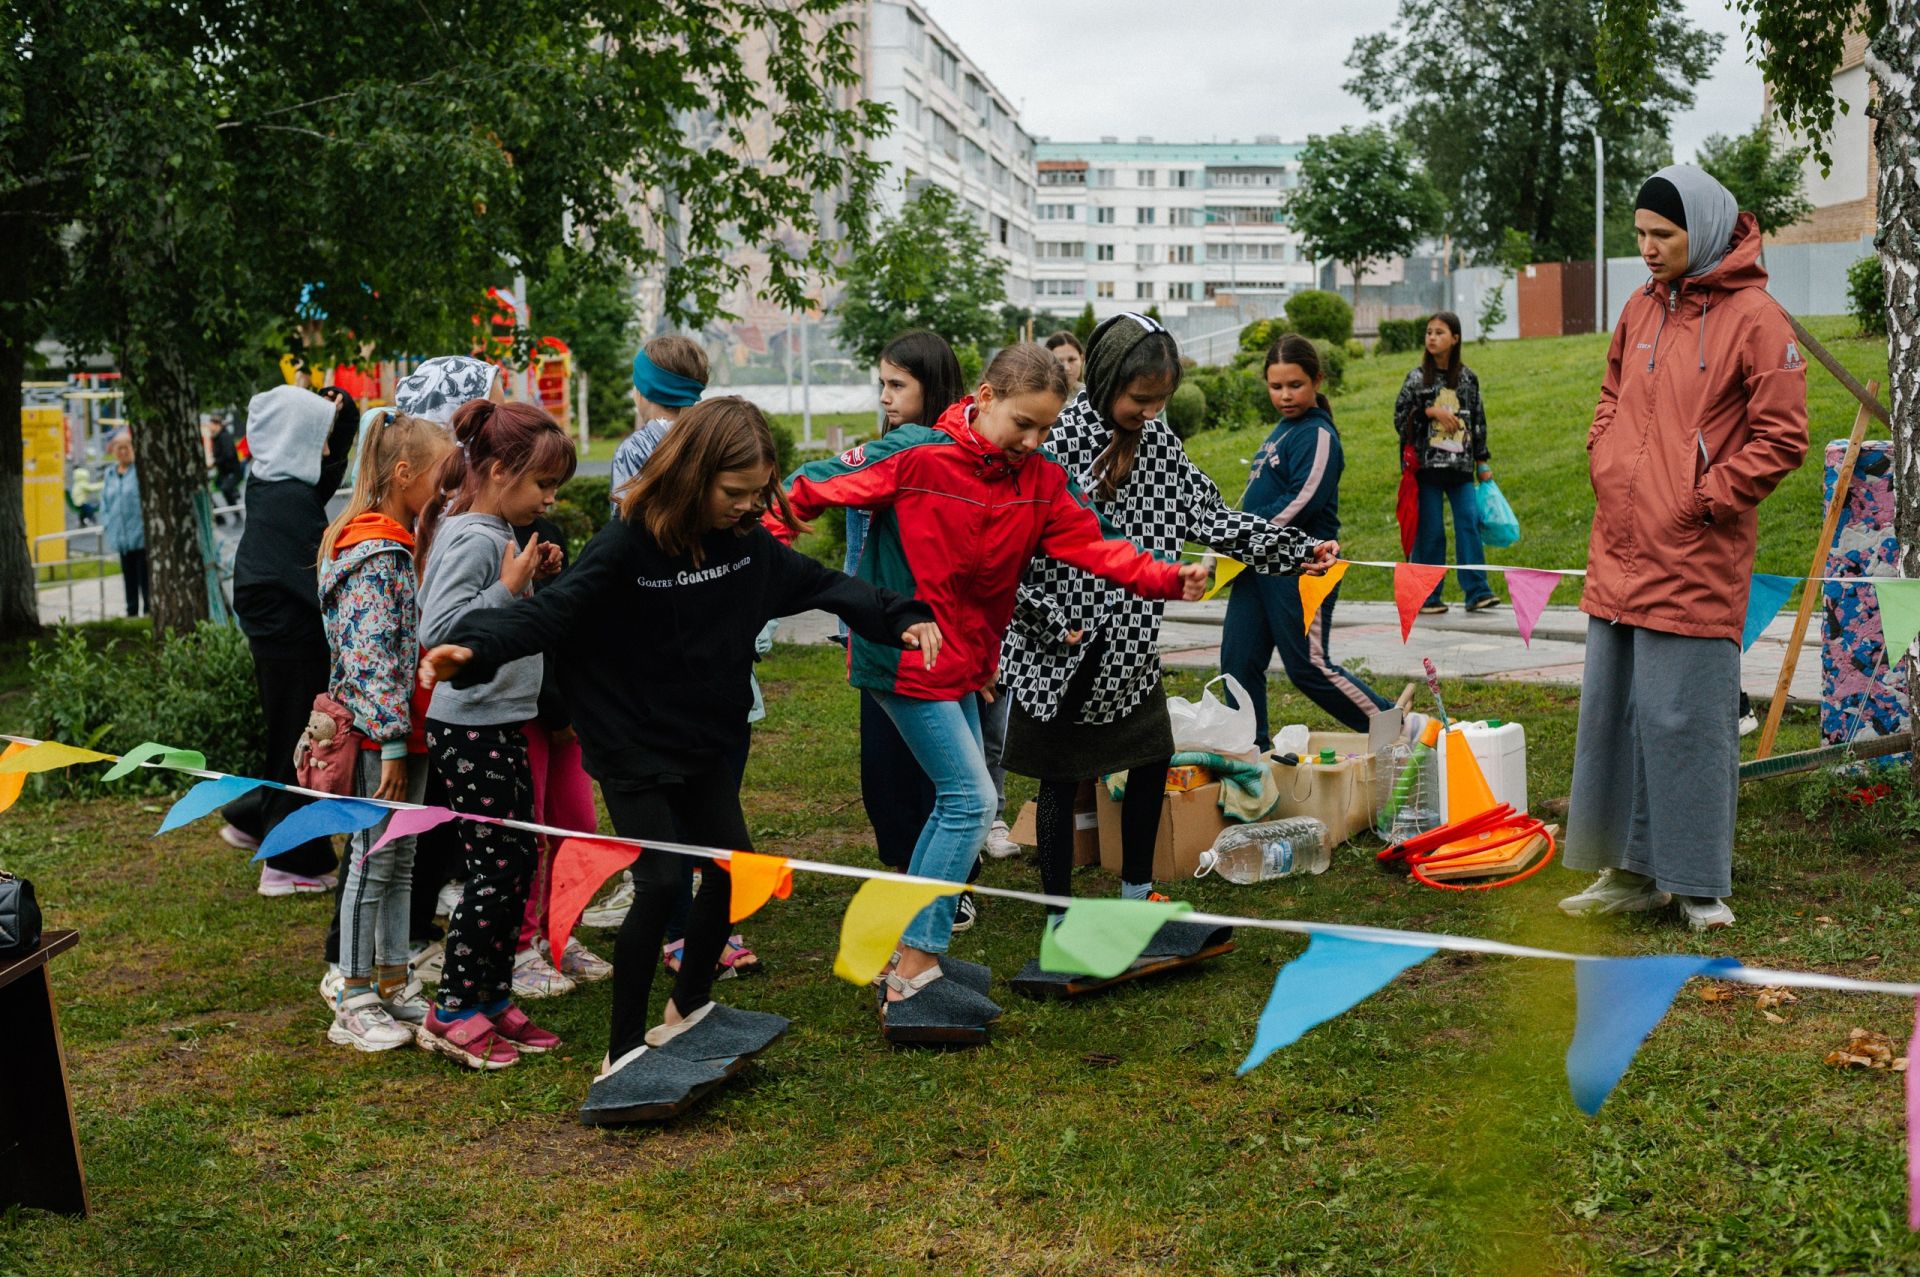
[{"left": 0, "top": 871, "right": 43, "bottom": 957}]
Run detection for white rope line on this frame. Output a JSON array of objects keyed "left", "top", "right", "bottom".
[
  {"left": 1182, "top": 550, "right": 1907, "bottom": 587},
  {"left": 16, "top": 734, "right": 1920, "bottom": 998}
]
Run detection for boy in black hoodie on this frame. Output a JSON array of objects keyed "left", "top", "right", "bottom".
[{"left": 223, "top": 383, "right": 359, "bottom": 897}]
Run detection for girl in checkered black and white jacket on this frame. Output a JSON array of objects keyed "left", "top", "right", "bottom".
[{"left": 998, "top": 313, "right": 1339, "bottom": 940}]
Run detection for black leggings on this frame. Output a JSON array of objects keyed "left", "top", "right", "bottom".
[
  {"left": 603, "top": 769, "right": 749, "bottom": 1061},
  {"left": 859, "top": 689, "right": 936, "bottom": 870},
  {"left": 1036, "top": 756, "right": 1171, "bottom": 913},
  {"left": 225, "top": 642, "right": 339, "bottom": 878}
]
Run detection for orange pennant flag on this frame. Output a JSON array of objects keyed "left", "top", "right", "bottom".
[
  {"left": 1393, "top": 563, "right": 1450, "bottom": 641},
  {"left": 0, "top": 742, "right": 29, "bottom": 815},
  {"left": 728, "top": 850, "right": 793, "bottom": 924},
  {"left": 545, "top": 837, "right": 641, "bottom": 965},
  {"left": 1297, "top": 560, "right": 1349, "bottom": 633}
]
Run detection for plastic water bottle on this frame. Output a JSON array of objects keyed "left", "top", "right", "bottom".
[{"left": 1196, "top": 817, "right": 1330, "bottom": 882}]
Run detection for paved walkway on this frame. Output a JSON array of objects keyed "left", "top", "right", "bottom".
[{"left": 773, "top": 598, "right": 1823, "bottom": 702}]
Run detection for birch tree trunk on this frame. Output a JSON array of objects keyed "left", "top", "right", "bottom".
[{"left": 119, "top": 342, "right": 212, "bottom": 635}]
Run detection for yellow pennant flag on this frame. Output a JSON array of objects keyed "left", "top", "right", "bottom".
[
  {"left": 0, "top": 741, "right": 114, "bottom": 775},
  {"left": 0, "top": 742, "right": 30, "bottom": 814},
  {"left": 1298, "top": 560, "right": 1349, "bottom": 633},
  {"left": 1202, "top": 556, "right": 1248, "bottom": 601},
  {"left": 832, "top": 877, "right": 962, "bottom": 985},
  {"left": 727, "top": 850, "right": 793, "bottom": 924}
]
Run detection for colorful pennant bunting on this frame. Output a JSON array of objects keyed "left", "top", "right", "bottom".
[
  {"left": 1876, "top": 580, "right": 1920, "bottom": 671},
  {"left": 1504, "top": 568, "right": 1563, "bottom": 648},
  {"left": 102, "top": 741, "right": 208, "bottom": 783},
  {"left": 1393, "top": 563, "right": 1449, "bottom": 641},
  {"left": 0, "top": 742, "right": 29, "bottom": 815},
  {"left": 1741, "top": 574, "right": 1799, "bottom": 652},
  {"left": 0, "top": 741, "right": 114, "bottom": 774},
  {"left": 1239, "top": 934, "right": 1436, "bottom": 1075},
  {"left": 546, "top": 838, "right": 641, "bottom": 963},
  {"left": 1203, "top": 556, "right": 1248, "bottom": 601},
  {"left": 1565, "top": 955, "right": 1739, "bottom": 1114},
  {"left": 362, "top": 806, "right": 460, "bottom": 864},
  {"left": 728, "top": 851, "right": 793, "bottom": 924},
  {"left": 832, "top": 878, "right": 961, "bottom": 985},
  {"left": 1039, "top": 898, "right": 1192, "bottom": 979},
  {"left": 1297, "top": 560, "right": 1349, "bottom": 634},
  {"left": 254, "top": 798, "right": 387, "bottom": 860},
  {"left": 160, "top": 775, "right": 267, "bottom": 835}
]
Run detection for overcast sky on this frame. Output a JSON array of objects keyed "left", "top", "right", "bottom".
[{"left": 921, "top": 0, "right": 1762, "bottom": 163}]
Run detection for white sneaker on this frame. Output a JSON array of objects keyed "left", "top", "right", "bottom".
[
  {"left": 984, "top": 819, "right": 1021, "bottom": 860},
  {"left": 435, "top": 880, "right": 465, "bottom": 919},
  {"left": 580, "top": 873, "right": 634, "bottom": 929},
  {"left": 512, "top": 945, "right": 576, "bottom": 999},
  {"left": 379, "top": 979, "right": 434, "bottom": 1025},
  {"left": 1738, "top": 711, "right": 1760, "bottom": 737},
  {"left": 409, "top": 940, "right": 444, "bottom": 985},
  {"left": 1557, "top": 869, "right": 1672, "bottom": 917},
  {"left": 318, "top": 964, "right": 345, "bottom": 1010},
  {"left": 543, "top": 935, "right": 613, "bottom": 983},
  {"left": 1679, "top": 896, "right": 1735, "bottom": 931},
  {"left": 259, "top": 866, "right": 336, "bottom": 897},
  {"left": 328, "top": 989, "right": 414, "bottom": 1052}
]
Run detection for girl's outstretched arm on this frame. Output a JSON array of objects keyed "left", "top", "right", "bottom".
[
  {"left": 1033, "top": 462, "right": 1195, "bottom": 600},
  {"left": 432, "top": 521, "right": 624, "bottom": 687},
  {"left": 765, "top": 535, "right": 934, "bottom": 648},
  {"left": 1178, "top": 450, "right": 1317, "bottom": 574}
]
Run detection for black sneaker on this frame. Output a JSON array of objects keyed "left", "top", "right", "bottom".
[
  {"left": 1465, "top": 596, "right": 1501, "bottom": 613},
  {"left": 951, "top": 891, "right": 978, "bottom": 933}
]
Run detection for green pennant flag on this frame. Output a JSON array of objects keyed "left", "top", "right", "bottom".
[
  {"left": 103, "top": 741, "right": 208, "bottom": 783},
  {"left": 1875, "top": 580, "right": 1920, "bottom": 669},
  {"left": 1039, "top": 897, "right": 1193, "bottom": 979}
]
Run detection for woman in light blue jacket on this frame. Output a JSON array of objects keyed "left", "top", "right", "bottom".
[{"left": 99, "top": 430, "right": 147, "bottom": 616}]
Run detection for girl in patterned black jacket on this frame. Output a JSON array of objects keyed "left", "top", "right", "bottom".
[{"left": 998, "top": 314, "right": 1337, "bottom": 941}]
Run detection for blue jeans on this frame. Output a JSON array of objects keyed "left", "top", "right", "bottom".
[
  {"left": 1412, "top": 472, "right": 1494, "bottom": 605},
  {"left": 339, "top": 752, "right": 430, "bottom": 979},
  {"left": 872, "top": 691, "right": 993, "bottom": 954}
]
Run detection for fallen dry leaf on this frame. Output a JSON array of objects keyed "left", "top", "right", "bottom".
[
  {"left": 1762, "top": 1010, "right": 1786, "bottom": 1024},
  {"left": 1755, "top": 987, "right": 1799, "bottom": 1010},
  {"left": 1815, "top": 916, "right": 1836, "bottom": 925},
  {"left": 1699, "top": 984, "right": 1736, "bottom": 1003},
  {"left": 1824, "top": 1028, "right": 1901, "bottom": 1070}
]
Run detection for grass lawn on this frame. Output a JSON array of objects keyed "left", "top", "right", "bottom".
[
  {"left": 1182, "top": 316, "right": 1891, "bottom": 607},
  {"left": 7, "top": 644, "right": 1917, "bottom": 1274}
]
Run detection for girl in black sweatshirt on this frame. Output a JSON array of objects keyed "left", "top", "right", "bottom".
[{"left": 422, "top": 397, "right": 936, "bottom": 1123}]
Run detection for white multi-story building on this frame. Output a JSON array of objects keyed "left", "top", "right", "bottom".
[
  {"left": 1029, "top": 139, "right": 1316, "bottom": 321},
  {"left": 862, "top": 1, "right": 1038, "bottom": 307}
]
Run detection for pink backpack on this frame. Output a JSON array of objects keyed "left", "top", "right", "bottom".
[{"left": 293, "top": 694, "right": 365, "bottom": 795}]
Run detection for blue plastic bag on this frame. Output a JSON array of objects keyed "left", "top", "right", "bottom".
[{"left": 1478, "top": 479, "right": 1520, "bottom": 548}]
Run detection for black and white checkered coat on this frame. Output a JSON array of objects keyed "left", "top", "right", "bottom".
[{"left": 1000, "top": 393, "right": 1317, "bottom": 725}]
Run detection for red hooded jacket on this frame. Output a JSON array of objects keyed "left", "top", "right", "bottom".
[
  {"left": 774, "top": 398, "right": 1185, "bottom": 701},
  {"left": 1583, "top": 213, "right": 1808, "bottom": 642}
]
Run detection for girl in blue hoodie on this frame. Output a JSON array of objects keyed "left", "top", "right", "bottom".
[{"left": 1221, "top": 334, "right": 1391, "bottom": 746}]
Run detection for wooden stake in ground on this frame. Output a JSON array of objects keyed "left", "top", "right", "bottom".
[{"left": 1756, "top": 380, "right": 1880, "bottom": 759}]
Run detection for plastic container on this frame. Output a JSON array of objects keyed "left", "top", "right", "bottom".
[
  {"left": 1375, "top": 721, "right": 1443, "bottom": 842},
  {"left": 1196, "top": 817, "right": 1330, "bottom": 882},
  {"left": 1435, "top": 720, "right": 1529, "bottom": 819},
  {"left": 1274, "top": 724, "right": 1312, "bottom": 757}
]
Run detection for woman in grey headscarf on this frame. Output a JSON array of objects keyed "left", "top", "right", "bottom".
[{"left": 1558, "top": 164, "right": 1808, "bottom": 933}]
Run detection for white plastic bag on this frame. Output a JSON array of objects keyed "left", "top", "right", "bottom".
[{"left": 1167, "top": 673, "right": 1259, "bottom": 759}]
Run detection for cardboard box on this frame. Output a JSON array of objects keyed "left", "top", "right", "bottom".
[
  {"left": 1094, "top": 781, "right": 1229, "bottom": 881},
  {"left": 1008, "top": 779, "right": 1101, "bottom": 867},
  {"left": 1164, "top": 763, "right": 1214, "bottom": 792}
]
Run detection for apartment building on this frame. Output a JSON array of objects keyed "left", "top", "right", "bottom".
[
  {"left": 1028, "top": 139, "right": 1316, "bottom": 321},
  {"left": 1767, "top": 29, "right": 1877, "bottom": 247}
]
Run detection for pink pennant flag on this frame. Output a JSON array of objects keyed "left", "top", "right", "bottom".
[
  {"left": 1505, "top": 569, "right": 1564, "bottom": 648},
  {"left": 358, "top": 805, "right": 460, "bottom": 868}
]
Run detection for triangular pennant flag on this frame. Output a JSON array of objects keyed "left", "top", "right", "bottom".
[
  {"left": 102, "top": 741, "right": 208, "bottom": 783},
  {"left": 1239, "top": 933, "right": 1436, "bottom": 1074},
  {"left": 1393, "top": 563, "right": 1449, "bottom": 641},
  {"left": 1741, "top": 573, "right": 1799, "bottom": 652},
  {"left": 1907, "top": 995, "right": 1919, "bottom": 1231},
  {"left": 255, "top": 798, "right": 388, "bottom": 860},
  {"left": 546, "top": 837, "right": 642, "bottom": 964},
  {"left": 728, "top": 850, "right": 793, "bottom": 924},
  {"left": 0, "top": 742, "right": 30, "bottom": 815},
  {"left": 0, "top": 741, "right": 113, "bottom": 775},
  {"left": 1566, "top": 955, "right": 1739, "bottom": 1114},
  {"left": 1504, "top": 568, "right": 1563, "bottom": 648},
  {"left": 832, "top": 877, "right": 961, "bottom": 986},
  {"left": 1039, "top": 898, "right": 1192, "bottom": 979},
  {"left": 1203, "top": 556, "right": 1248, "bottom": 601},
  {"left": 1875, "top": 580, "right": 1920, "bottom": 671},
  {"left": 1297, "top": 560, "right": 1349, "bottom": 634},
  {"left": 359, "top": 806, "right": 459, "bottom": 868},
  {"left": 160, "top": 775, "right": 267, "bottom": 834}
]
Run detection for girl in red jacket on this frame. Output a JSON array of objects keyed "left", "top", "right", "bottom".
[{"left": 778, "top": 343, "right": 1208, "bottom": 1043}]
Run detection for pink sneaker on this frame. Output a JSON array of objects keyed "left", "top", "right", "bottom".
[
  {"left": 492, "top": 1004, "right": 561, "bottom": 1054},
  {"left": 219, "top": 824, "right": 260, "bottom": 851},
  {"left": 417, "top": 1007, "right": 519, "bottom": 1070},
  {"left": 258, "top": 866, "right": 337, "bottom": 897}
]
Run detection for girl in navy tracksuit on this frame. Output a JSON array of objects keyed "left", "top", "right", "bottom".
[{"left": 1221, "top": 334, "right": 1391, "bottom": 745}]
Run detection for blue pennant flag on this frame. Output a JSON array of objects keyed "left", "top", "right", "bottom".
[
  {"left": 255, "top": 798, "right": 389, "bottom": 860},
  {"left": 1742, "top": 574, "right": 1798, "bottom": 652},
  {"left": 159, "top": 776, "right": 268, "bottom": 835},
  {"left": 1239, "top": 933, "right": 1436, "bottom": 1075},
  {"left": 1566, "top": 954, "right": 1741, "bottom": 1114}
]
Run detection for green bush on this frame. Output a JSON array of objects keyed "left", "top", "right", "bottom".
[
  {"left": 1284, "top": 290, "right": 1355, "bottom": 345},
  {"left": 559, "top": 475, "right": 612, "bottom": 527},
  {"left": 1848, "top": 255, "right": 1887, "bottom": 336},
  {"left": 1237, "top": 317, "right": 1285, "bottom": 359},
  {"left": 1165, "top": 382, "right": 1207, "bottom": 439},
  {"left": 767, "top": 418, "right": 798, "bottom": 478},
  {"left": 1376, "top": 318, "right": 1425, "bottom": 355},
  {"left": 21, "top": 622, "right": 267, "bottom": 796},
  {"left": 1312, "top": 338, "right": 1348, "bottom": 394},
  {"left": 546, "top": 499, "right": 596, "bottom": 559},
  {"left": 1187, "top": 365, "right": 1270, "bottom": 431},
  {"left": 1345, "top": 338, "right": 1367, "bottom": 361}
]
